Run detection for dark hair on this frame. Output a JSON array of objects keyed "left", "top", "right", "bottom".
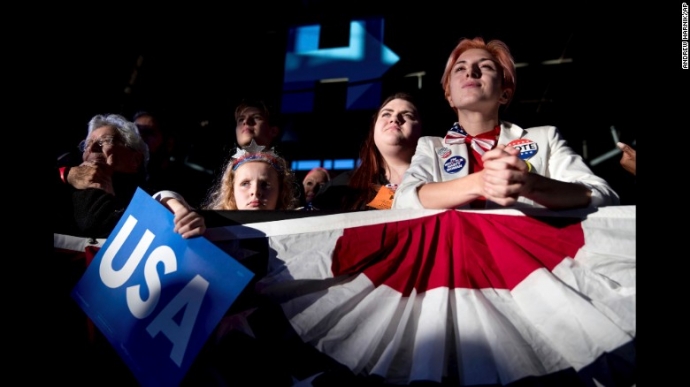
[
  {"left": 345, "top": 92, "right": 421, "bottom": 210},
  {"left": 133, "top": 110, "right": 155, "bottom": 122},
  {"left": 234, "top": 98, "right": 283, "bottom": 144},
  {"left": 132, "top": 110, "right": 170, "bottom": 139}
]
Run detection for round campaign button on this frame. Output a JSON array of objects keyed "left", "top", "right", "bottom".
[
  {"left": 506, "top": 139, "right": 538, "bottom": 160},
  {"left": 443, "top": 155, "right": 466, "bottom": 174},
  {"left": 436, "top": 147, "right": 452, "bottom": 159}
]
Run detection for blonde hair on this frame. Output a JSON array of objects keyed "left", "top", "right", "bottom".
[{"left": 203, "top": 157, "right": 298, "bottom": 210}]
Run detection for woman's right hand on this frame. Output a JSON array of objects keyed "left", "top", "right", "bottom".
[{"left": 67, "top": 159, "right": 115, "bottom": 195}]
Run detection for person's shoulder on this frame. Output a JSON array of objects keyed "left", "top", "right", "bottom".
[
  {"left": 419, "top": 135, "right": 443, "bottom": 140},
  {"left": 510, "top": 122, "right": 557, "bottom": 133},
  {"left": 328, "top": 170, "right": 353, "bottom": 186},
  {"left": 526, "top": 126, "right": 558, "bottom": 132},
  {"left": 310, "top": 170, "right": 355, "bottom": 210},
  {"left": 505, "top": 122, "right": 560, "bottom": 139},
  {"left": 526, "top": 126, "right": 562, "bottom": 142},
  {"left": 418, "top": 136, "right": 444, "bottom": 145}
]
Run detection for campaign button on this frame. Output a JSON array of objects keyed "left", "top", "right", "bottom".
[
  {"left": 443, "top": 155, "right": 466, "bottom": 174},
  {"left": 507, "top": 139, "right": 538, "bottom": 160},
  {"left": 436, "top": 147, "right": 452, "bottom": 159}
]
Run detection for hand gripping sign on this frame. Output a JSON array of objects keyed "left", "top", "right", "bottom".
[{"left": 72, "top": 188, "right": 253, "bottom": 387}]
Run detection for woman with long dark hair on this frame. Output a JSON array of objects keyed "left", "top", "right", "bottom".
[{"left": 312, "top": 92, "right": 423, "bottom": 211}]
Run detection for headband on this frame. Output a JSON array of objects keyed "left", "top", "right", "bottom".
[{"left": 231, "top": 139, "right": 284, "bottom": 173}]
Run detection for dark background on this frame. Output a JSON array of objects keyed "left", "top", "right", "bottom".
[{"left": 56, "top": 2, "right": 638, "bottom": 204}]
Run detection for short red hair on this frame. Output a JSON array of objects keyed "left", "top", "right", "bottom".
[{"left": 440, "top": 37, "right": 516, "bottom": 105}]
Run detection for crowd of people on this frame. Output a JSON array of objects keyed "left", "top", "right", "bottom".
[
  {"left": 53, "top": 36, "right": 635, "bottom": 385},
  {"left": 56, "top": 47, "right": 634, "bottom": 225}
]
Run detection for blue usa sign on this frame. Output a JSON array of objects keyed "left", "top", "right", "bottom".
[{"left": 72, "top": 188, "right": 253, "bottom": 387}]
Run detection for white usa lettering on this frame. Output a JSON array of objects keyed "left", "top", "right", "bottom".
[{"left": 98, "top": 214, "right": 209, "bottom": 367}]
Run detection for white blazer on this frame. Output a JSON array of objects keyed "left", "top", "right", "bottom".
[{"left": 392, "top": 121, "right": 620, "bottom": 210}]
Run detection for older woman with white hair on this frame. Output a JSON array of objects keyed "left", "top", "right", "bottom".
[{"left": 55, "top": 113, "right": 205, "bottom": 239}]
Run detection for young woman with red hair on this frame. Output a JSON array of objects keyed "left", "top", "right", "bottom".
[{"left": 393, "top": 37, "right": 619, "bottom": 210}]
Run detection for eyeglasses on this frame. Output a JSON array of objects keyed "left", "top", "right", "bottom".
[{"left": 78, "top": 136, "right": 119, "bottom": 152}]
